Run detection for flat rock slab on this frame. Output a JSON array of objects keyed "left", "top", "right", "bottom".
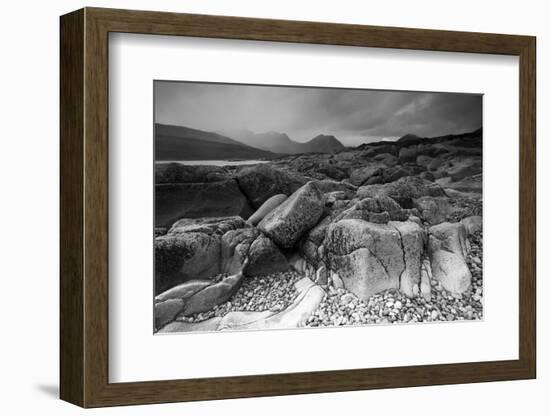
[{"left": 158, "top": 317, "right": 222, "bottom": 333}]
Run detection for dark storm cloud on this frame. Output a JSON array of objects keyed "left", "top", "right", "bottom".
[{"left": 155, "top": 81, "right": 482, "bottom": 146}]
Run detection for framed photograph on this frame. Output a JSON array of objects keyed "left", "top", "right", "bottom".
[{"left": 60, "top": 7, "right": 536, "bottom": 408}]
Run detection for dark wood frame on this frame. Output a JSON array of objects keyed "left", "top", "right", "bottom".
[{"left": 60, "top": 7, "right": 536, "bottom": 408}]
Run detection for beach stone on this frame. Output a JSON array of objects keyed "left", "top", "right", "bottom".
[
  {"left": 236, "top": 164, "right": 309, "bottom": 209},
  {"left": 154, "top": 232, "right": 221, "bottom": 295},
  {"left": 244, "top": 234, "right": 289, "bottom": 276},
  {"left": 221, "top": 278, "right": 325, "bottom": 330},
  {"left": 331, "top": 273, "right": 344, "bottom": 289},
  {"left": 461, "top": 215, "right": 483, "bottom": 235},
  {"left": 246, "top": 194, "right": 288, "bottom": 226},
  {"left": 258, "top": 182, "right": 325, "bottom": 248},
  {"left": 315, "top": 265, "right": 328, "bottom": 285},
  {"left": 325, "top": 219, "right": 404, "bottom": 301},
  {"left": 389, "top": 221, "right": 426, "bottom": 297},
  {"left": 428, "top": 222, "right": 472, "bottom": 294},
  {"left": 155, "top": 298, "right": 185, "bottom": 330}
]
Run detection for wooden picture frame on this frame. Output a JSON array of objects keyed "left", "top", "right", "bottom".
[{"left": 60, "top": 7, "right": 536, "bottom": 408}]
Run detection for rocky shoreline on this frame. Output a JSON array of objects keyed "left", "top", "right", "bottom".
[{"left": 154, "top": 128, "right": 483, "bottom": 333}]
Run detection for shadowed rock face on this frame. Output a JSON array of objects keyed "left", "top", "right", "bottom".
[
  {"left": 155, "top": 180, "right": 253, "bottom": 227},
  {"left": 258, "top": 182, "right": 325, "bottom": 249},
  {"left": 236, "top": 164, "right": 310, "bottom": 209},
  {"left": 155, "top": 163, "right": 228, "bottom": 184}
]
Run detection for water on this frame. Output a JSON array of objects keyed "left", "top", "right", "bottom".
[{"left": 156, "top": 160, "right": 269, "bottom": 167}]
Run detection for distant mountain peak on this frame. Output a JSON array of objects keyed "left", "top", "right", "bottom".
[{"left": 397, "top": 133, "right": 422, "bottom": 143}]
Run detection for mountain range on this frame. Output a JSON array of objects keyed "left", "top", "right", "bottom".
[
  {"left": 155, "top": 123, "right": 346, "bottom": 161},
  {"left": 220, "top": 128, "right": 345, "bottom": 155}
]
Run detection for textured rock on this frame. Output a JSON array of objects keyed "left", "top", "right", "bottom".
[
  {"left": 349, "top": 163, "right": 385, "bottom": 186},
  {"left": 236, "top": 164, "right": 309, "bottom": 208},
  {"left": 246, "top": 194, "right": 288, "bottom": 226},
  {"left": 154, "top": 233, "right": 221, "bottom": 295},
  {"left": 389, "top": 221, "right": 425, "bottom": 297},
  {"left": 325, "top": 219, "right": 404, "bottom": 300},
  {"left": 220, "top": 278, "right": 325, "bottom": 330},
  {"left": 155, "top": 280, "right": 212, "bottom": 303},
  {"left": 168, "top": 216, "right": 246, "bottom": 236},
  {"left": 155, "top": 180, "right": 252, "bottom": 227},
  {"left": 461, "top": 215, "right": 483, "bottom": 235},
  {"left": 155, "top": 298, "right": 185, "bottom": 330},
  {"left": 182, "top": 273, "right": 245, "bottom": 315},
  {"left": 220, "top": 228, "right": 259, "bottom": 274},
  {"left": 428, "top": 222, "right": 472, "bottom": 294},
  {"left": 413, "top": 196, "right": 454, "bottom": 225},
  {"left": 258, "top": 182, "right": 325, "bottom": 248},
  {"left": 158, "top": 317, "right": 222, "bottom": 333},
  {"left": 357, "top": 176, "right": 447, "bottom": 208},
  {"left": 244, "top": 234, "right": 289, "bottom": 276},
  {"left": 155, "top": 163, "right": 228, "bottom": 184},
  {"left": 314, "top": 179, "right": 357, "bottom": 197}
]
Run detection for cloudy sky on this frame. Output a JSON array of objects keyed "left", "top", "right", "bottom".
[{"left": 154, "top": 81, "right": 482, "bottom": 146}]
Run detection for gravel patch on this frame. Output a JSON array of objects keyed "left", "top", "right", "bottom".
[
  {"left": 174, "top": 232, "right": 483, "bottom": 328},
  {"left": 305, "top": 231, "right": 483, "bottom": 327},
  {"left": 176, "top": 270, "right": 302, "bottom": 323}
]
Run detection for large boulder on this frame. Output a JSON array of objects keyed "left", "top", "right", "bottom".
[
  {"left": 155, "top": 163, "right": 228, "bottom": 184},
  {"left": 428, "top": 222, "right": 472, "bottom": 294},
  {"left": 398, "top": 146, "right": 418, "bottom": 162},
  {"left": 246, "top": 194, "right": 287, "bottom": 226},
  {"left": 325, "top": 219, "right": 405, "bottom": 301},
  {"left": 155, "top": 217, "right": 247, "bottom": 294},
  {"left": 155, "top": 180, "right": 252, "bottom": 227},
  {"left": 389, "top": 221, "right": 426, "bottom": 297},
  {"left": 357, "top": 176, "right": 447, "bottom": 208},
  {"left": 349, "top": 163, "right": 385, "bottom": 186},
  {"left": 236, "top": 164, "right": 309, "bottom": 208},
  {"left": 155, "top": 233, "right": 220, "bottom": 295},
  {"left": 244, "top": 234, "right": 289, "bottom": 276},
  {"left": 258, "top": 182, "right": 325, "bottom": 248}
]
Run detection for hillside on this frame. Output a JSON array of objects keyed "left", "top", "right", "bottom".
[{"left": 155, "top": 124, "right": 278, "bottom": 161}]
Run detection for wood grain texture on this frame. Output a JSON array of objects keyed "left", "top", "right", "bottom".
[
  {"left": 59, "top": 7, "right": 537, "bottom": 408},
  {"left": 59, "top": 8, "right": 84, "bottom": 406}
]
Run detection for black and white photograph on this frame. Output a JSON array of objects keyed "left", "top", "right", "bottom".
[{"left": 153, "top": 81, "right": 483, "bottom": 334}]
